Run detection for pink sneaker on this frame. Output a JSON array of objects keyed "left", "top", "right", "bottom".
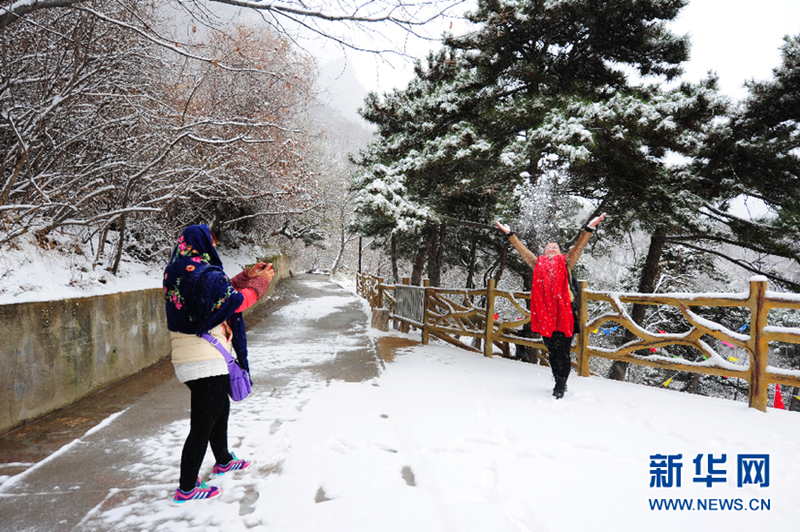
[
  {"left": 211, "top": 453, "right": 251, "bottom": 477},
  {"left": 170, "top": 479, "right": 221, "bottom": 506}
]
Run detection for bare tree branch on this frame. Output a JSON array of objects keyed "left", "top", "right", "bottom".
[
  {"left": 221, "top": 202, "right": 324, "bottom": 225},
  {"left": 665, "top": 234, "right": 798, "bottom": 261},
  {"left": 1, "top": 0, "right": 466, "bottom": 32},
  {"left": 0, "top": 1, "right": 83, "bottom": 29},
  {"left": 664, "top": 240, "right": 800, "bottom": 291},
  {"left": 77, "top": 6, "right": 283, "bottom": 75}
]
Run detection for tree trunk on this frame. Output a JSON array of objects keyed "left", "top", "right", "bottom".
[
  {"left": 329, "top": 225, "right": 347, "bottom": 275},
  {"left": 110, "top": 213, "right": 127, "bottom": 275},
  {"left": 685, "top": 373, "right": 701, "bottom": 394},
  {"left": 465, "top": 234, "right": 478, "bottom": 289},
  {"left": 437, "top": 224, "right": 446, "bottom": 283},
  {"left": 494, "top": 242, "right": 509, "bottom": 284},
  {"left": 608, "top": 227, "right": 667, "bottom": 381},
  {"left": 391, "top": 233, "right": 398, "bottom": 284},
  {"left": 410, "top": 229, "right": 434, "bottom": 286},
  {"left": 427, "top": 224, "right": 441, "bottom": 287},
  {"left": 93, "top": 224, "right": 110, "bottom": 269},
  {"left": 0, "top": 154, "right": 26, "bottom": 207}
]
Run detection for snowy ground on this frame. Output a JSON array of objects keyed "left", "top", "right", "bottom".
[
  {"left": 0, "top": 232, "right": 266, "bottom": 305},
  {"left": 54, "top": 279, "right": 799, "bottom": 531},
  {"left": 2, "top": 237, "right": 797, "bottom": 530}
]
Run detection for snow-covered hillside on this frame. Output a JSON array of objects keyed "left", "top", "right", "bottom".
[{"left": 0, "top": 233, "right": 265, "bottom": 305}]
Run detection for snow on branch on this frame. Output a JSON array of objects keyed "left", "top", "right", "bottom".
[
  {"left": 1, "top": 0, "right": 468, "bottom": 40},
  {"left": 221, "top": 202, "right": 324, "bottom": 225}
]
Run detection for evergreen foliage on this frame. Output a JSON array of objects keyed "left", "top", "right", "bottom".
[
  {"left": 686, "top": 34, "right": 800, "bottom": 290},
  {"left": 351, "top": 1, "right": 799, "bottom": 392},
  {"left": 352, "top": 0, "right": 725, "bottom": 288}
]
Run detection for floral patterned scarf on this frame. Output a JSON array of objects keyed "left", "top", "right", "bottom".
[{"left": 163, "top": 225, "right": 249, "bottom": 368}]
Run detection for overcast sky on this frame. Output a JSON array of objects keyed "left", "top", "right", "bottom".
[
  {"left": 670, "top": 0, "right": 800, "bottom": 100},
  {"left": 331, "top": 0, "right": 800, "bottom": 100}
]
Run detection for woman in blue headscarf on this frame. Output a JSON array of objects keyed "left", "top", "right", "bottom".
[{"left": 163, "top": 224, "right": 273, "bottom": 505}]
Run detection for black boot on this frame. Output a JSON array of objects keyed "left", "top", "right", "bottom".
[{"left": 553, "top": 376, "right": 567, "bottom": 399}]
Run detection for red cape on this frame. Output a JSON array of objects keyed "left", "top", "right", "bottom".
[{"left": 531, "top": 254, "right": 573, "bottom": 337}]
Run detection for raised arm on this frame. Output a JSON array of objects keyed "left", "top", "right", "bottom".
[
  {"left": 496, "top": 221, "right": 538, "bottom": 269},
  {"left": 564, "top": 213, "right": 606, "bottom": 270},
  {"left": 230, "top": 262, "right": 274, "bottom": 312}
]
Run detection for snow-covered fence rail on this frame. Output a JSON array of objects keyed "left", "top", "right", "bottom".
[
  {"left": 423, "top": 285, "right": 488, "bottom": 353},
  {"left": 580, "top": 277, "right": 800, "bottom": 411},
  {"left": 357, "top": 272, "right": 384, "bottom": 310},
  {"left": 357, "top": 273, "right": 800, "bottom": 412}
]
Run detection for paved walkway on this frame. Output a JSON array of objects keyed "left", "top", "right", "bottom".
[{"left": 0, "top": 274, "right": 383, "bottom": 531}]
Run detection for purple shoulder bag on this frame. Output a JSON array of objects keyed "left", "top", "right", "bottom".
[{"left": 201, "top": 333, "right": 252, "bottom": 401}]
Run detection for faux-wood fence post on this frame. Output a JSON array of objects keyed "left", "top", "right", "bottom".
[
  {"left": 422, "top": 279, "right": 430, "bottom": 345},
  {"left": 400, "top": 277, "right": 410, "bottom": 333},
  {"left": 748, "top": 277, "right": 769, "bottom": 412},
  {"left": 485, "top": 279, "right": 495, "bottom": 358},
  {"left": 577, "top": 280, "right": 590, "bottom": 377},
  {"left": 376, "top": 277, "right": 384, "bottom": 309}
]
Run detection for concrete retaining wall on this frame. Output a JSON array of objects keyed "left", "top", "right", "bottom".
[
  {"left": 0, "top": 289, "right": 170, "bottom": 434},
  {"left": 0, "top": 252, "right": 293, "bottom": 434}
]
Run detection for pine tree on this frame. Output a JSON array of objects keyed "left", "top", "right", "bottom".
[
  {"left": 354, "top": 1, "right": 703, "bottom": 288},
  {"left": 446, "top": 1, "right": 729, "bottom": 382},
  {"left": 685, "top": 34, "right": 800, "bottom": 290},
  {"left": 353, "top": 50, "right": 515, "bottom": 286}
]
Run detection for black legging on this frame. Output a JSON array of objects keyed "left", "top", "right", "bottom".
[
  {"left": 542, "top": 331, "right": 573, "bottom": 379},
  {"left": 179, "top": 375, "right": 233, "bottom": 491}
]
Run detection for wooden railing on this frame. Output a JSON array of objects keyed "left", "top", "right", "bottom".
[{"left": 356, "top": 272, "right": 800, "bottom": 412}]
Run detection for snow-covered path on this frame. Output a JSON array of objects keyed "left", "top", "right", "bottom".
[{"left": 2, "top": 274, "right": 798, "bottom": 531}]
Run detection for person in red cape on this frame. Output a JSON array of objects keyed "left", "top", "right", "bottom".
[{"left": 496, "top": 213, "right": 606, "bottom": 399}]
